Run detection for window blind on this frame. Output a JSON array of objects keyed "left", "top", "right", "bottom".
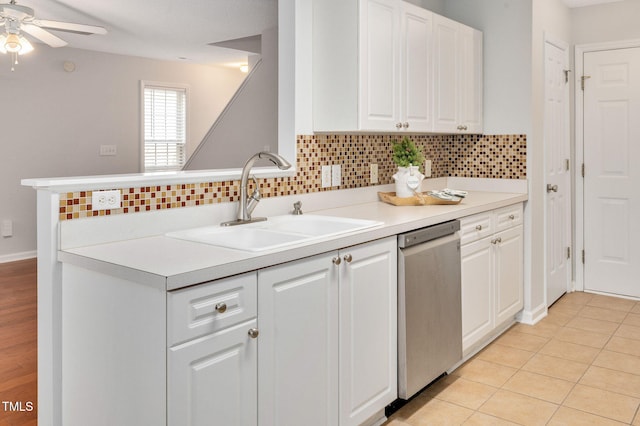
[{"left": 143, "top": 85, "right": 187, "bottom": 171}]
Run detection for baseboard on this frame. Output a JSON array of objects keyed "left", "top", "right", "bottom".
[
  {"left": 517, "top": 302, "right": 547, "bottom": 325},
  {"left": 0, "top": 250, "right": 37, "bottom": 263}
]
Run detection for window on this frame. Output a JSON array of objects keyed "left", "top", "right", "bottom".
[{"left": 142, "top": 82, "right": 188, "bottom": 171}]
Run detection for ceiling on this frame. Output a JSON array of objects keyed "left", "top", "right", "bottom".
[{"left": 8, "top": 0, "right": 277, "bottom": 66}]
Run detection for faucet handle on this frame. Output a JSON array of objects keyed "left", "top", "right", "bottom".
[{"left": 292, "top": 201, "right": 303, "bottom": 215}]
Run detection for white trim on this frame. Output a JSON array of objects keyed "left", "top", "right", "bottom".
[
  {"left": 574, "top": 38, "right": 640, "bottom": 292},
  {"left": 0, "top": 250, "right": 36, "bottom": 263},
  {"left": 517, "top": 302, "right": 548, "bottom": 325}
]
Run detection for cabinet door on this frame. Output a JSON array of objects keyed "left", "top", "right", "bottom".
[
  {"left": 458, "top": 25, "right": 483, "bottom": 133},
  {"left": 433, "top": 14, "right": 459, "bottom": 132},
  {"left": 359, "top": 0, "right": 401, "bottom": 131},
  {"left": 258, "top": 253, "right": 339, "bottom": 426},
  {"left": 339, "top": 237, "right": 397, "bottom": 426},
  {"left": 461, "top": 237, "right": 493, "bottom": 354},
  {"left": 400, "top": 2, "right": 433, "bottom": 132},
  {"left": 495, "top": 225, "right": 524, "bottom": 325},
  {"left": 168, "top": 319, "right": 258, "bottom": 426}
]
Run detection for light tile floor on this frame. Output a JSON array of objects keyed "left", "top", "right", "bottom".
[{"left": 384, "top": 292, "right": 640, "bottom": 425}]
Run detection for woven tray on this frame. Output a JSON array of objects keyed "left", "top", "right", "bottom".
[{"left": 378, "top": 191, "right": 462, "bottom": 206}]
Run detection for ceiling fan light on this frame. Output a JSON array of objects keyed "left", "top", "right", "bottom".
[
  {"left": 5, "top": 33, "right": 22, "bottom": 53},
  {"left": 18, "top": 35, "right": 33, "bottom": 54}
]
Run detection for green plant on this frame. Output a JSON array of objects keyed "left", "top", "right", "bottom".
[{"left": 391, "top": 136, "right": 424, "bottom": 169}]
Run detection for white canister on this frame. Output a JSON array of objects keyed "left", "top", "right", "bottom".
[{"left": 392, "top": 165, "right": 424, "bottom": 198}]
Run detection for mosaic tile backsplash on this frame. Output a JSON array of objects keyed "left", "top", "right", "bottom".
[{"left": 59, "top": 134, "right": 526, "bottom": 220}]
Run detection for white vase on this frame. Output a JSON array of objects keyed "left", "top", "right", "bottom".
[{"left": 392, "top": 165, "right": 425, "bottom": 198}]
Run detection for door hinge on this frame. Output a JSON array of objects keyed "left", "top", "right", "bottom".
[
  {"left": 581, "top": 163, "right": 585, "bottom": 178},
  {"left": 563, "top": 69, "right": 571, "bottom": 84},
  {"left": 567, "top": 247, "right": 571, "bottom": 259},
  {"left": 565, "top": 159, "right": 570, "bottom": 171},
  {"left": 581, "top": 75, "right": 591, "bottom": 91},
  {"left": 582, "top": 250, "right": 585, "bottom": 264}
]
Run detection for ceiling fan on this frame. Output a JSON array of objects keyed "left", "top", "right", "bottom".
[{"left": 0, "top": 0, "right": 106, "bottom": 55}]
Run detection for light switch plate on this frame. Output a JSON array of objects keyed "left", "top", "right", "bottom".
[
  {"left": 424, "top": 160, "right": 432, "bottom": 178},
  {"left": 99, "top": 145, "right": 117, "bottom": 156},
  {"left": 92, "top": 190, "right": 122, "bottom": 210},
  {"left": 370, "top": 164, "right": 379, "bottom": 184},
  {"left": 331, "top": 164, "right": 341, "bottom": 187},
  {"left": 321, "top": 165, "right": 332, "bottom": 188},
  {"left": 1, "top": 219, "right": 12, "bottom": 237}
]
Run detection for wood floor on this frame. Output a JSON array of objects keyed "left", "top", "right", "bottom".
[{"left": 0, "top": 259, "right": 37, "bottom": 426}]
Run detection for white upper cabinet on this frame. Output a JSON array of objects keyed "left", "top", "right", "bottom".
[
  {"left": 313, "top": 0, "right": 481, "bottom": 134},
  {"left": 433, "top": 14, "right": 483, "bottom": 133}
]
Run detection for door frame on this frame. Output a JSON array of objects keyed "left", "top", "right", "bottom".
[
  {"left": 543, "top": 32, "right": 571, "bottom": 306},
  {"left": 574, "top": 38, "right": 640, "bottom": 292}
]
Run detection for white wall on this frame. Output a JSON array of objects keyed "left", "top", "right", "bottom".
[
  {"left": 1, "top": 47, "right": 244, "bottom": 260},
  {"left": 572, "top": 0, "right": 640, "bottom": 44}
]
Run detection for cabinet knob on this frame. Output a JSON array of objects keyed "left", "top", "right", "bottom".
[
  {"left": 509, "top": 214, "right": 515, "bottom": 220},
  {"left": 214, "top": 302, "right": 227, "bottom": 314},
  {"left": 402, "top": 122, "right": 409, "bottom": 129},
  {"left": 475, "top": 225, "right": 483, "bottom": 231},
  {"left": 546, "top": 184, "right": 558, "bottom": 193},
  {"left": 395, "top": 122, "right": 402, "bottom": 129},
  {"left": 491, "top": 237, "right": 502, "bottom": 245},
  {"left": 343, "top": 254, "right": 353, "bottom": 263},
  {"left": 332, "top": 256, "right": 342, "bottom": 265},
  {"left": 248, "top": 328, "right": 259, "bottom": 339}
]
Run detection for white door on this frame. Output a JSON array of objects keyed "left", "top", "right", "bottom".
[
  {"left": 400, "top": 2, "right": 432, "bottom": 132},
  {"left": 544, "top": 38, "right": 571, "bottom": 305},
  {"left": 258, "top": 253, "right": 339, "bottom": 426},
  {"left": 359, "top": 0, "right": 400, "bottom": 131},
  {"left": 495, "top": 226, "right": 524, "bottom": 325},
  {"left": 168, "top": 320, "right": 258, "bottom": 426},
  {"left": 339, "top": 238, "right": 397, "bottom": 426},
  {"left": 583, "top": 47, "right": 640, "bottom": 298}
]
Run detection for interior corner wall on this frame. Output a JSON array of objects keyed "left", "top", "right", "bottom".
[{"left": 0, "top": 48, "right": 244, "bottom": 259}]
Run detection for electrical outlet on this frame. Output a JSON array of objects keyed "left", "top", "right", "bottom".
[
  {"left": 99, "top": 145, "right": 117, "bottom": 156},
  {"left": 1, "top": 219, "right": 12, "bottom": 237},
  {"left": 370, "top": 163, "right": 379, "bottom": 184},
  {"left": 92, "top": 190, "right": 122, "bottom": 211},
  {"left": 321, "top": 165, "right": 332, "bottom": 188},
  {"left": 331, "top": 164, "right": 341, "bottom": 187},
  {"left": 424, "top": 160, "right": 432, "bottom": 178}
]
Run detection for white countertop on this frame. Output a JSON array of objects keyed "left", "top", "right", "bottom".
[{"left": 59, "top": 190, "right": 527, "bottom": 291}]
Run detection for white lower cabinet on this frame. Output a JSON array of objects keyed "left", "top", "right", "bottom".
[
  {"left": 168, "top": 272, "right": 259, "bottom": 426},
  {"left": 168, "top": 319, "right": 258, "bottom": 426},
  {"left": 258, "top": 237, "right": 398, "bottom": 426},
  {"left": 460, "top": 204, "right": 524, "bottom": 356}
]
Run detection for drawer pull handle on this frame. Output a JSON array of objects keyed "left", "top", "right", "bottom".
[
  {"left": 476, "top": 225, "right": 483, "bottom": 231},
  {"left": 344, "top": 254, "right": 353, "bottom": 263},
  {"left": 214, "top": 302, "right": 227, "bottom": 314},
  {"left": 509, "top": 214, "right": 515, "bottom": 220},
  {"left": 248, "top": 328, "right": 259, "bottom": 339}
]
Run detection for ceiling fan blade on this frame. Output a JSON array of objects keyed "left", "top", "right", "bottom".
[
  {"left": 32, "top": 19, "right": 107, "bottom": 36},
  {"left": 21, "top": 23, "right": 67, "bottom": 47}
]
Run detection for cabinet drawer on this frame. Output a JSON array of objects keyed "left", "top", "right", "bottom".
[
  {"left": 459, "top": 212, "right": 493, "bottom": 245},
  {"left": 495, "top": 204, "right": 523, "bottom": 232},
  {"left": 168, "top": 272, "right": 257, "bottom": 346}
]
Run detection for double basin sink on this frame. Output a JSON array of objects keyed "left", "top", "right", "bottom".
[{"left": 166, "top": 215, "right": 383, "bottom": 252}]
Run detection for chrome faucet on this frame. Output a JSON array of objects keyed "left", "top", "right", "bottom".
[{"left": 221, "top": 151, "right": 292, "bottom": 226}]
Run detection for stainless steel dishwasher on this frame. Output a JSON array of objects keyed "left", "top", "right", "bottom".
[{"left": 397, "top": 220, "right": 462, "bottom": 400}]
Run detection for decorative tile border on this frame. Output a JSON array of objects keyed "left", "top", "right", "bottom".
[{"left": 58, "top": 134, "right": 526, "bottom": 221}]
